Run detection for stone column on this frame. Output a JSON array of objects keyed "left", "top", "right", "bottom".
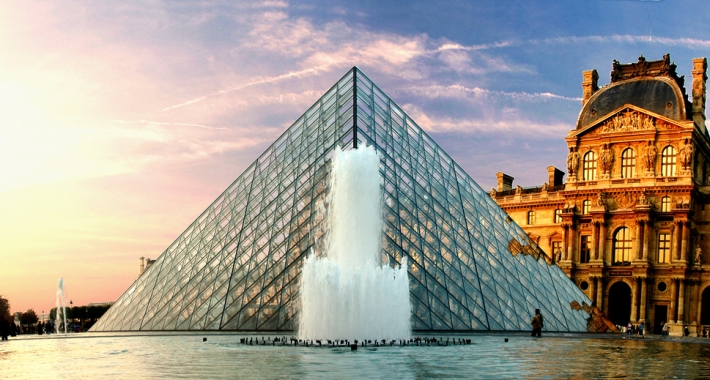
[
  {"left": 642, "top": 222, "right": 650, "bottom": 261},
  {"left": 670, "top": 279, "right": 678, "bottom": 323},
  {"left": 563, "top": 225, "right": 569, "bottom": 261},
  {"left": 598, "top": 222, "right": 606, "bottom": 261},
  {"left": 693, "top": 281, "right": 703, "bottom": 325},
  {"left": 631, "top": 278, "right": 639, "bottom": 322},
  {"left": 602, "top": 280, "right": 609, "bottom": 316},
  {"left": 569, "top": 225, "right": 577, "bottom": 263},
  {"left": 591, "top": 222, "right": 598, "bottom": 261},
  {"left": 679, "top": 280, "right": 686, "bottom": 324},
  {"left": 672, "top": 223, "right": 680, "bottom": 261},
  {"left": 595, "top": 278, "right": 603, "bottom": 309},
  {"left": 640, "top": 279, "right": 647, "bottom": 322},
  {"left": 635, "top": 222, "right": 643, "bottom": 261},
  {"left": 681, "top": 222, "right": 689, "bottom": 262}
]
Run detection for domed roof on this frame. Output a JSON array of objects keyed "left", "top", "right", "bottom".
[{"left": 576, "top": 55, "right": 691, "bottom": 129}]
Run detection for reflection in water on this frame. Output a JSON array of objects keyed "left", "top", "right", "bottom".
[{"left": 2, "top": 334, "right": 710, "bottom": 379}]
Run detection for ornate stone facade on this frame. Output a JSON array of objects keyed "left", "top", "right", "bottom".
[{"left": 492, "top": 55, "right": 710, "bottom": 336}]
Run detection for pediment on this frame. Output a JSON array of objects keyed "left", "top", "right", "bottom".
[{"left": 569, "top": 104, "right": 690, "bottom": 138}]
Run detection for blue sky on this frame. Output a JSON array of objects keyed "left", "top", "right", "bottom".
[{"left": 1, "top": 0, "right": 709, "bottom": 312}]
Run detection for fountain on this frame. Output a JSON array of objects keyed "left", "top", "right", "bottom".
[
  {"left": 298, "top": 144, "right": 411, "bottom": 341},
  {"left": 56, "top": 277, "right": 67, "bottom": 335}
]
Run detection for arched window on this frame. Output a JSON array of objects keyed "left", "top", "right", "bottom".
[
  {"left": 583, "top": 151, "right": 597, "bottom": 181},
  {"left": 582, "top": 200, "right": 591, "bottom": 215},
  {"left": 554, "top": 209, "right": 562, "bottom": 223},
  {"left": 661, "top": 146, "right": 677, "bottom": 177},
  {"left": 527, "top": 210, "right": 535, "bottom": 225},
  {"left": 613, "top": 227, "right": 632, "bottom": 265},
  {"left": 661, "top": 196, "right": 671, "bottom": 212},
  {"left": 621, "top": 148, "right": 636, "bottom": 178}
]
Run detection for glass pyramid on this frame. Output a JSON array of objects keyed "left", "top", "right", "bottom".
[{"left": 92, "top": 68, "right": 593, "bottom": 332}]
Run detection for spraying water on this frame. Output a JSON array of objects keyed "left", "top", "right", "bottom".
[
  {"left": 298, "top": 144, "right": 411, "bottom": 341},
  {"left": 56, "top": 278, "right": 67, "bottom": 335}
]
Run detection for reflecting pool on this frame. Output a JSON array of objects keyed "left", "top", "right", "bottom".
[{"left": 3, "top": 333, "right": 710, "bottom": 379}]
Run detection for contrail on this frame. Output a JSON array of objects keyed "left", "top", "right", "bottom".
[
  {"left": 107, "top": 119, "right": 229, "bottom": 131},
  {"left": 397, "top": 84, "right": 582, "bottom": 102},
  {"left": 433, "top": 35, "right": 710, "bottom": 52},
  {"left": 161, "top": 65, "right": 331, "bottom": 112}
]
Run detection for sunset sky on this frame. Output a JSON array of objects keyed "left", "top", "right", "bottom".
[{"left": 1, "top": 0, "right": 709, "bottom": 315}]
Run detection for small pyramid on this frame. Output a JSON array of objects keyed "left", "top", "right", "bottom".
[{"left": 92, "top": 68, "right": 593, "bottom": 332}]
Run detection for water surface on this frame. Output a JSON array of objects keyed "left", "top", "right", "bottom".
[{"left": 3, "top": 333, "right": 710, "bottom": 379}]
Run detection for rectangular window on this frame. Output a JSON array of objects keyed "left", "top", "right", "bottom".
[
  {"left": 582, "top": 200, "right": 591, "bottom": 215},
  {"left": 658, "top": 233, "right": 671, "bottom": 263},
  {"left": 554, "top": 209, "right": 562, "bottom": 223},
  {"left": 527, "top": 210, "right": 535, "bottom": 225},
  {"left": 579, "top": 235, "right": 591, "bottom": 263}
]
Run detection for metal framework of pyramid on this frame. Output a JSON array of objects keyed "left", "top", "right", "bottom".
[{"left": 92, "top": 68, "right": 593, "bottom": 332}]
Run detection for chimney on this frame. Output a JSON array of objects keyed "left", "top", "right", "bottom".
[
  {"left": 139, "top": 257, "right": 145, "bottom": 275},
  {"left": 496, "top": 172, "right": 514, "bottom": 192},
  {"left": 582, "top": 69, "right": 599, "bottom": 105},
  {"left": 547, "top": 166, "right": 565, "bottom": 187},
  {"left": 692, "top": 57, "right": 707, "bottom": 134}
]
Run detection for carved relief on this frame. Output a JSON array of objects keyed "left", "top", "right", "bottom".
[
  {"left": 654, "top": 119, "right": 681, "bottom": 131},
  {"left": 599, "top": 110, "right": 655, "bottom": 133},
  {"left": 614, "top": 193, "right": 638, "bottom": 209}
]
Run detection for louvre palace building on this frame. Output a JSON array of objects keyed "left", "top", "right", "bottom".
[{"left": 492, "top": 54, "right": 709, "bottom": 336}]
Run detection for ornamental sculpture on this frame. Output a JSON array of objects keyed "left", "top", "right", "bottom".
[{"left": 599, "top": 110, "right": 655, "bottom": 133}]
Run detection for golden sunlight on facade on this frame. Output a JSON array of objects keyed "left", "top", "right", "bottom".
[{"left": 491, "top": 55, "right": 710, "bottom": 337}]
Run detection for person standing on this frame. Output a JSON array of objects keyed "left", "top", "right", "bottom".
[
  {"left": 662, "top": 321, "right": 670, "bottom": 337},
  {"left": 639, "top": 322, "right": 645, "bottom": 336},
  {"left": 0, "top": 319, "right": 10, "bottom": 341},
  {"left": 531, "top": 309, "right": 543, "bottom": 337}
]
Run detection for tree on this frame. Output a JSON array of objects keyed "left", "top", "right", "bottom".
[
  {"left": 19, "top": 309, "right": 38, "bottom": 328},
  {"left": 0, "top": 295, "right": 10, "bottom": 322}
]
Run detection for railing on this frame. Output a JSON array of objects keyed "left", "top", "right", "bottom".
[{"left": 497, "top": 184, "right": 565, "bottom": 197}]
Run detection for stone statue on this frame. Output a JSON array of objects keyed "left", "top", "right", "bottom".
[
  {"left": 639, "top": 190, "right": 649, "bottom": 205},
  {"left": 680, "top": 140, "right": 693, "bottom": 169},
  {"left": 515, "top": 185, "right": 523, "bottom": 195},
  {"left": 695, "top": 246, "right": 702, "bottom": 266},
  {"left": 567, "top": 148, "right": 580, "bottom": 176},
  {"left": 489, "top": 188, "right": 497, "bottom": 198},
  {"left": 611, "top": 59, "right": 622, "bottom": 82},
  {"left": 642, "top": 141, "right": 657, "bottom": 172},
  {"left": 599, "top": 144, "right": 613, "bottom": 174},
  {"left": 555, "top": 248, "right": 562, "bottom": 264},
  {"left": 660, "top": 53, "right": 671, "bottom": 75},
  {"left": 541, "top": 182, "right": 548, "bottom": 192},
  {"left": 596, "top": 191, "right": 606, "bottom": 207}
]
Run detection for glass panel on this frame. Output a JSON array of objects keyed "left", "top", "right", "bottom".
[{"left": 93, "top": 68, "right": 593, "bottom": 334}]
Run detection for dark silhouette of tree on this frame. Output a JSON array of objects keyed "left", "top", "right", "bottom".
[
  {"left": 19, "top": 309, "right": 38, "bottom": 329},
  {"left": 0, "top": 295, "right": 11, "bottom": 322}
]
